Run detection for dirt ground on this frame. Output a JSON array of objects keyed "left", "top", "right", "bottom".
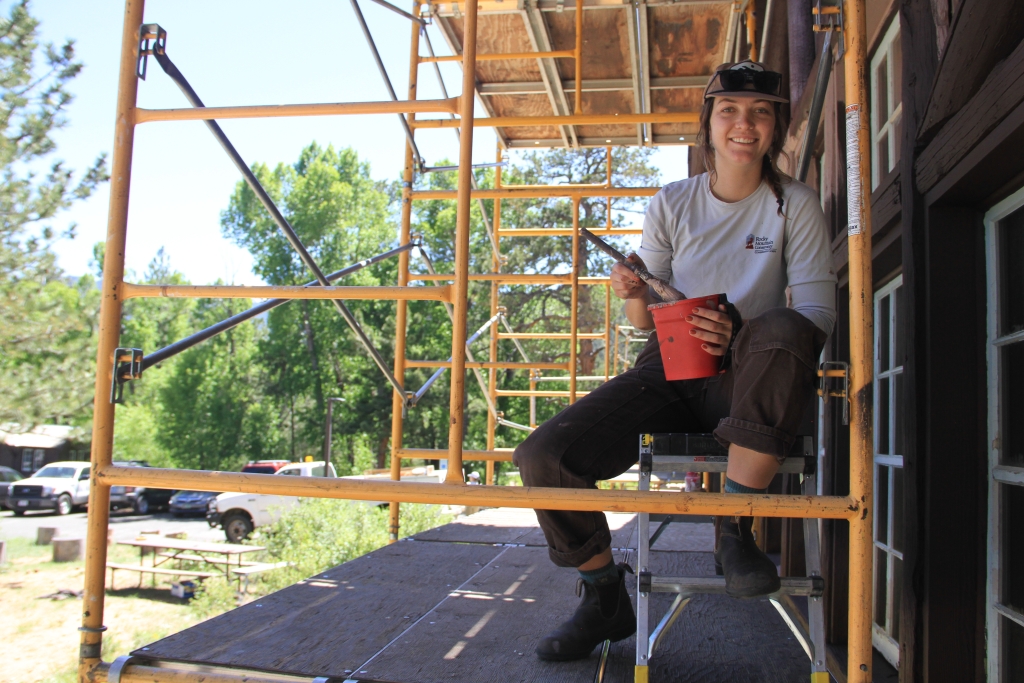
[{"left": 0, "top": 539, "right": 208, "bottom": 683}]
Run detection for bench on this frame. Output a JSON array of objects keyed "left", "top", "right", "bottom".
[
  {"left": 229, "top": 561, "right": 294, "bottom": 591},
  {"left": 157, "top": 551, "right": 259, "bottom": 566},
  {"left": 106, "top": 562, "right": 218, "bottom": 590}
]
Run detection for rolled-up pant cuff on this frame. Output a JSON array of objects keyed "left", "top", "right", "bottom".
[
  {"left": 545, "top": 523, "right": 612, "bottom": 568},
  {"left": 713, "top": 417, "right": 793, "bottom": 463}
]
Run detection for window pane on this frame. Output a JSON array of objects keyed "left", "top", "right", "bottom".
[
  {"left": 999, "top": 206, "right": 1024, "bottom": 336},
  {"left": 1003, "top": 342, "right": 1024, "bottom": 467},
  {"left": 1004, "top": 616, "right": 1024, "bottom": 682},
  {"left": 878, "top": 377, "right": 891, "bottom": 454},
  {"left": 891, "top": 112, "right": 903, "bottom": 168},
  {"left": 875, "top": 547, "right": 889, "bottom": 628},
  {"left": 880, "top": 294, "right": 891, "bottom": 371},
  {"left": 876, "top": 56, "right": 889, "bottom": 126},
  {"left": 892, "top": 33, "right": 903, "bottom": 110},
  {"left": 877, "top": 464, "right": 890, "bottom": 545},
  {"left": 893, "top": 466, "right": 905, "bottom": 553},
  {"left": 877, "top": 132, "right": 890, "bottom": 182},
  {"left": 895, "top": 283, "right": 905, "bottom": 368},
  {"left": 892, "top": 555, "right": 903, "bottom": 639},
  {"left": 1003, "top": 483, "right": 1024, "bottom": 612},
  {"left": 894, "top": 372, "right": 905, "bottom": 456}
]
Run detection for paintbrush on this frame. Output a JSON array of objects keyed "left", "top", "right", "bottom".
[{"left": 579, "top": 227, "right": 686, "bottom": 302}]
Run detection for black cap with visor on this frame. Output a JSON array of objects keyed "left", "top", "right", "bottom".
[{"left": 703, "top": 61, "right": 788, "bottom": 103}]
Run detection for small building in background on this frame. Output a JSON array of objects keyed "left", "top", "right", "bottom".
[{"left": 0, "top": 425, "right": 90, "bottom": 475}]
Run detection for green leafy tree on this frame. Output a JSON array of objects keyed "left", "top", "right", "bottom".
[
  {"left": 157, "top": 294, "right": 283, "bottom": 471},
  {"left": 0, "top": 1, "right": 109, "bottom": 426},
  {"left": 221, "top": 143, "right": 400, "bottom": 469}
]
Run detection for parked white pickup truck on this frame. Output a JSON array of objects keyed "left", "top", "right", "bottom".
[
  {"left": 7, "top": 461, "right": 91, "bottom": 516},
  {"left": 207, "top": 461, "right": 337, "bottom": 542}
]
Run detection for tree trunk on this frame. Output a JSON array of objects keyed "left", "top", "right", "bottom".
[{"left": 300, "top": 301, "right": 326, "bottom": 416}]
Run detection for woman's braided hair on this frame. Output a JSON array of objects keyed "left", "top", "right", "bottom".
[{"left": 695, "top": 97, "right": 790, "bottom": 216}]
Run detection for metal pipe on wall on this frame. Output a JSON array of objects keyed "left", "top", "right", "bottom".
[
  {"left": 842, "top": 0, "right": 874, "bottom": 679},
  {"left": 80, "top": 1, "right": 145, "bottom": 678},
  {"left": 445, "top": 0, "right": 480, "bottom": 484}
]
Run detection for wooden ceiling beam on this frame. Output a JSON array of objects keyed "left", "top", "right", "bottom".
[
  {"left": 520, "top": 2, "right": 578, "bottom": 148},
  {"left": 477, "top": 75, "right": 708, "bottom": 96},
  {"left": 431, "top": 14, "right": 511, "bottom": 148}
]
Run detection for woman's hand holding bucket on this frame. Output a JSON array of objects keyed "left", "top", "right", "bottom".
[{"left": 686, "top": 305, "right": 736, "bottom": 356}]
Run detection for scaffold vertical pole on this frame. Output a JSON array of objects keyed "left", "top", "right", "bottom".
[
  {"left": 574, "top": 0, "right": 583, "bottom": 115},
  {"left": 843, "top": 0, "right": 874, "bottom": 679},
  {"left": 79, "top": 1, "right": 144, "bottom": 680},
  {"left": 445, "top": 0, "right": 479, "bottom": 483},
  {"left": 604, "top": 146, "right": 612, "bottom": 382},
  {"left": 569, "top": 196, "right": 581, "bottom": 403},
  {"left": 388, "top": 0, "right": 422, "bottom": 541},
  {"left": 486, "top": 144, "right": 502, "bottom": 486}
]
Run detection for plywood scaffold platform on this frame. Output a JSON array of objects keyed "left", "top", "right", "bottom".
[{"left": 131, "top": 509, "right": 812, "bottom": 682}]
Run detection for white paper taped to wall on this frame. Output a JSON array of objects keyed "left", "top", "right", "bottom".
[{"left": 846, "top": 104, "right": 863, "bottom": 236}]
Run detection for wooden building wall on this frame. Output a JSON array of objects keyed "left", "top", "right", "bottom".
[{"left": 779, "top": 0, "right": 1024, "bottom": 680}]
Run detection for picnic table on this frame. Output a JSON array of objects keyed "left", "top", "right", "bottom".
[{"left": 107, "top": 536, "right": 270, "bottom": 589}]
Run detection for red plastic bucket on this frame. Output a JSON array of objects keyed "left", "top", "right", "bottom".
[{"left": 648, "top": 294, "right": 724, "bottom": 381}]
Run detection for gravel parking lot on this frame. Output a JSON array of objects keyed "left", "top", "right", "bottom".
[{"left": 0, "top": 508, "right": 225, "bottom": 543}]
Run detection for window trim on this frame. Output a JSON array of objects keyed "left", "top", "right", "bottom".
[
  {"left": 872, "top": 274, "right": 904, "bottom": 668},
  {"left": 984, "top": 183, "right": 1024, "bottom": 683},
  {"left": 870, "top": 17, "right": 902, "bottom": 190}
]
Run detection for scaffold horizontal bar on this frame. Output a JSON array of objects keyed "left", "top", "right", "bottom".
[
  {"left": 121, "top": 283, "right": 451, "bottom": 302},
  {"left": 412, "top": 187, "right": 659, "bottom": 199},
  {"left": 398, "top": 448, "right": 514, "bottom": 461},
  {"left": 404, "top": 360, "right": 569, "bottom": 370},
  {"left": 95, "top": 464, "right": 859, "bottom": 519},
  {"left": 409, "top": 273, "right": 572, "bottom": 284},
  {"left": 411, "top": 112, "right": 699, "bottom": 128},
  {"left": 496, "top": 389, "right": 592, "bottom": 397},
  {"left": 134, "top": 97, "right": 460, "bottom": 123},
  {"left": 498, "top": 331, "right": 604, "bottom": 339},
  {"left": 421, "top": 50, "right": 576, "bottom": 62},
  {"left": 498, "top": 228, "right": 642, "bottom": 236}
]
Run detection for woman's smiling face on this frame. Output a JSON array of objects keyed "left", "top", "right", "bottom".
[{"left": 709, "top": 96, "right": 776, "bottom": 170}]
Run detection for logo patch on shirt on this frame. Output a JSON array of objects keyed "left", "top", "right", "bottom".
[{"left": 745, "top": 234, "right": 777, "bottom": 253}]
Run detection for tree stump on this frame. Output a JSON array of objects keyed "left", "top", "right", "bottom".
[
  {"left": 36, "top": 526, "right": 59, "bottom": 545},
  {"left": 52, "top": 537, "right": 84, "bottom": 562}
]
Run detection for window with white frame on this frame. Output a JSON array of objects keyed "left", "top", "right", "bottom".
[
  {"left": 985, "top": 187, "right": 1024, "bottom": 683},
  {"left": 870, "top": 18, "right": 903, "bottom": 189},
  {"left": 873, "top": 275, "right": 904, "bottom": 668}
]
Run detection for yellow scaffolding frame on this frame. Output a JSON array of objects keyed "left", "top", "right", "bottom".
[{"left": 78, "top": 0, "right": 874, "bottom": 681}]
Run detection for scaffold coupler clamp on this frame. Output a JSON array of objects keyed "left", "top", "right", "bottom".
[
  {"left": 817, "top": 360, "right": 849, "bottom": 425},
  {"left": 639, "top": 433, "right": 654, "bottom": 473},
  {"left": 638, "top": 569, "right": 652, "bottom": 596},
  {"left": 136, "top": 24, "right": 167, "bottom": 80},
  {"left": 110, "top": 348, "right": 144, "bottom": 404},
  {"left": 106, "top": 655, "right": 133, "bottom": 683}
]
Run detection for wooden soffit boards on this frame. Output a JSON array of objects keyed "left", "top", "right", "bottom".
[
  {"left": 430, "top": 0, "right": 733, "bottom": 147},
  {"left": 917, "top": 0, "right": 1024, "bottom": 141}
]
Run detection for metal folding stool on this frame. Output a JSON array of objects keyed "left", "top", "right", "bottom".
[{"left": 633, "top": 433, "right": 829, "bottom": 683}]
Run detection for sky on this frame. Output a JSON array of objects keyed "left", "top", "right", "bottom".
[{"left": 31, "top": 0, "right": 689, "bottom": 286}]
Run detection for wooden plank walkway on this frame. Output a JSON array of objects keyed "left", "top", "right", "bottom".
[{"left": 131, "top": 509, "right": 817, "bottom": 682}]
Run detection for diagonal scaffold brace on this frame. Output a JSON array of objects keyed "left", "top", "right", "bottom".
[
  {"left": 136, "top": 24, "right": 407, "bottom": 399},
  {"left": 116, "top": 243, "right": 417, "bottom": 382}
]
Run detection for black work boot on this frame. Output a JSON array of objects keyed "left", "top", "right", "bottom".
[
  {"left": 713, "top": 516, "right": 781, "bottom": 598},
  {"left": 536, "top": 563, "right": 636, "bottom": 661}
]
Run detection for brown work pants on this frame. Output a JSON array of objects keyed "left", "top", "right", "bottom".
[{"left": 513, "top": 307, "right": 827, "bottom": 568}]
